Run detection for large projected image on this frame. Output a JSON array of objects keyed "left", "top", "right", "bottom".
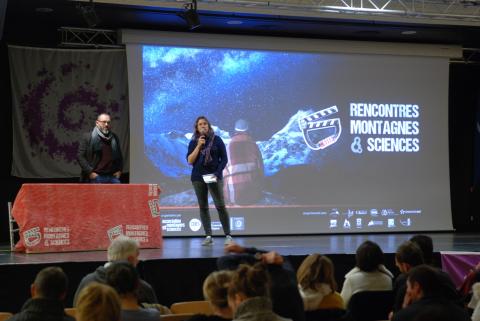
[{"left": 129, "top": 41, "right": 452, "bottom": 236}]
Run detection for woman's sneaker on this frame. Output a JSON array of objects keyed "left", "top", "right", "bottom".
[
  {"left": 202, "top": 236, "right": 213, "bottom": 246},
  {"left": 224, "top": 235, "right": 234, "bottom": 245}
]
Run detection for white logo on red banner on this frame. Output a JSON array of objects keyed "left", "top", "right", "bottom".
[
  {"left": 148, "top": 184, "right": 160, "bottom": 197},
  {"left": 24, "top": 227, "right": 42, "bottom": 247},
  {"left": 125, "top": 225, "right": 149, "bottom": 243},
  {"left": 43, "top": 226, "right": 70, "bottom": 246},
  {"left": 148, "top": 199, "right": 161, "bottom": 217},
  {"left": 107, "top": 225, "right": 124, "bottom": 241}
]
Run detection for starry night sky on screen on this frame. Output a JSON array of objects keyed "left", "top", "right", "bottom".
[{"left": 142, "top": 46, "right": 334, "bottom": 140}]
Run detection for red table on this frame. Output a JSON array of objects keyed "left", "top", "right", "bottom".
[{"left": 12, "top": 184, "right": 162, "bottom": 253}]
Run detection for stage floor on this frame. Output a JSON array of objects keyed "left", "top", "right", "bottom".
[{"left": 0, "top": 232, "right": 478, "bottom": 265}]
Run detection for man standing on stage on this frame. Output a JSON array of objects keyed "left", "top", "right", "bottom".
[{"left": 78, "top": 113, "right": 123, "bottom": 183}]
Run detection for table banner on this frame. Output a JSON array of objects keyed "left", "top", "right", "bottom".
[
  {"left": 12, "top": 184, "right": 162, "bottom": 253},
  {"left": 440, "top": 251, "right": 480, "bottom": 287}
]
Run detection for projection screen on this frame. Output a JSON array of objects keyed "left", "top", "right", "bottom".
[{"left": 121, "top": 30, "right": 455, "bottom": 236}]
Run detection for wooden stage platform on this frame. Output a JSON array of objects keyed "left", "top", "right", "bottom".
[{"left": 2, "top": 232, "right": 478, "bottom": 264}]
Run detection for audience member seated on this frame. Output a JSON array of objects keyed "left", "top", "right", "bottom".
[
  {"left": 228, "top": 263, "right": 290, "bottom": 321},
  {"left": 76, "top": 282, "right": 121, "bottom": 321},
  {"left": 105, "top": 261, "right": 161, "bottom": 321},
  {"left": 73, "top": 235, "right": 158, "bottom": 305},
  {"left": 460, "top": 262, "right": 480, "bottom": 304},
  {"left": 8, "top": 266, "right": 73, "bottom": 321},
  {"left": 296, "top": 253, "right": 344, "bottom": 311},
  {"left": 392, "top": 241, "right": 424, "bottom": 312},
  {"left": 340, "top": 240, "right": 393, "bottom": 306},
  {"left": 218, "top": 243, "right": 304, "bottom": 321},
  {"left": 391, "top": 265, "right": 470, "bottom": 321},
  {"left": 346, "top": 289, "right": 394, "bottom": 321},
  {"left": 410, "top": 304, "right": 467, "bottom": 321},
  {"left": 469, "top": 282, "right": 480, "bottom": 321},
  {"left": 187, "top": 270, "right": 234, "bottom": 321},
  {"left": 409, "top": 235, "right": 435, "bottom": 266},
  {"left": 408, "top": 234, "right": 463, "bottom": 306}
]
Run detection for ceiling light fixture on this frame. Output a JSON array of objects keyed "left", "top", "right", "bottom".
[
  {"left": 178, "top": 0, "right": 201, "bottom": 30},
  {"left": 226, "top": 20, "right": 243, "bottom": 25},
  {"left": 324, "top": 6, "right": 402, "bottom": 13},
  {"left": 77, "top": 0, "right": 100, "bottom": 28},
  {"left": 35, "top": 7, "right": 54, "bottom": 13}
]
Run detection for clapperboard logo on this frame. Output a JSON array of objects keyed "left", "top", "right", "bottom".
[
  {"left": 148, "top": 199, "right": 161, "bottom": 218},
  {"left": 107, "top": 225, "right": 124, "bottom": 241},
  {"left": 24, "top": 227, "right": 42, "bottom": 247},
  {"left": 298, "top": 106, "right": 342, "bottom": 150}
]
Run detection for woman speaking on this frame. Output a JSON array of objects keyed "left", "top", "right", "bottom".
[{"left": 187, "top": 116, "right": 232, "bottom": 246}]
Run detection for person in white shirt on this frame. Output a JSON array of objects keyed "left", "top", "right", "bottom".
[{"left": 340, "top": 240, "right": 393, "bottom": 306}]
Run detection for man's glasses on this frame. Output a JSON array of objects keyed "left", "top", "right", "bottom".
[{"left": 97, "top": 120, "right": 111, "bottom": 124}]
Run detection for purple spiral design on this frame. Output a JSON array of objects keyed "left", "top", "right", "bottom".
[{"left": 19, "top": 61, "right": 123, "bottom": 164}]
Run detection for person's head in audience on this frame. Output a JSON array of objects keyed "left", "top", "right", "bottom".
[
  {"left": 406, "top": 265, "right": 441, "bottom": 302},
  {"left": 203, "top": 270, "right": 234, "bottom": 318},
  {"left": 409, "top": 235, "right": 434, "bottom": 265},
  {"left": 107, "top": 235, "right": 140, "bottom": 266},
  {"left": 355, "top": 240, "right": 384, "bottom": 272},
  {"left": 228, "top": 263, "right": 270, "bottom": 313},
  {"left": 76, "top": 282, "right": 121, "bottom": 321},
  {"left": 31, "top": 266, "right": 68, "bottom": 301},
  {"left": 105, "top": 261, "right": 140, "bottom": 303},
  {"left": 297, "top": 253, "right": 337, "bottom": 292},
  {"left": 411, "top": 305, "right": 456, "bottom": 321},
  {"left": 395, "top": 241, "right": 424, "bottom": 274}
]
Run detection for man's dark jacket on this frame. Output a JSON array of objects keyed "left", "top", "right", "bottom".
[
  {"left": 77, "top": 131, "right": 123, "bottom": 182},
  {"left": 8, "top": 298, "right": 74, "bottom": 321},
  {"left": 73, "top": 264, "right": 158, "bottom": 305}
]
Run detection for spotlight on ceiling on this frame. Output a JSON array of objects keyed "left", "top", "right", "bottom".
[
  {"left": 77, "top": 0, "right": 100, "bottom": 28},
  {"left": 178, "top": 0, "right": 201, "bottom": 30}
]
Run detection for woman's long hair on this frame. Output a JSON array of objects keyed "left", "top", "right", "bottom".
[{"left": 297, "top": 253, "right": 337, "bottom": 291}]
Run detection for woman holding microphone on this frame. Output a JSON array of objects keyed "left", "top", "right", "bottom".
[{"left": 187, "top": 116, "right": 232, "bottom": 246}]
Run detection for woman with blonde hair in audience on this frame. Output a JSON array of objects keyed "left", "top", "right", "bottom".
[
  {"left": 340, "top": 240, "right": 393, "bottom": 306},
  {"left": 228, "top": 263, "right": 291, "bottom": 321},
  {"left": 76, "top": 282, "right": 121, "bottom": 321},
  {"left": 188, "top": 270, "right": 234, "bottom": 321},
  {"left": 296, "top": 253, "right": 344, "bottom": 311}
]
